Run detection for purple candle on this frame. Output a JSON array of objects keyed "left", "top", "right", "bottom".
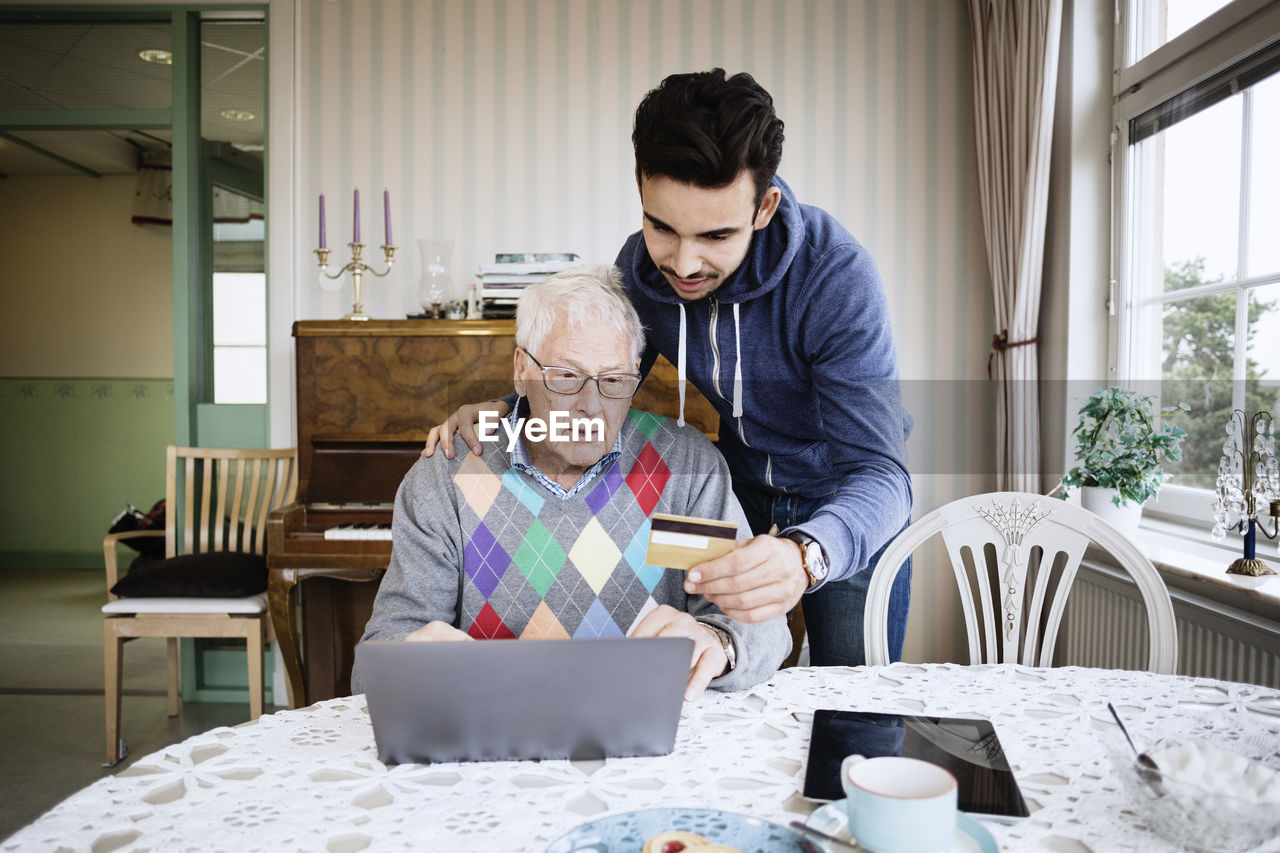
[
  {"left": 383, "top": 189, "right": 392, "bottom": 245},
  {"left": 318, "top": 193, "right": 327, "bottom": 249},
  {"left": 353, "top": 188, "right": 361, "bottom": 244}
]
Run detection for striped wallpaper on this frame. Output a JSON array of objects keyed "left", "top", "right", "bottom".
[
  {"left": 293, "top": 0, "right": 994, "bottom": 658},
  {"left": 295, "top": 1, "right": 989, "bottom": 369}
]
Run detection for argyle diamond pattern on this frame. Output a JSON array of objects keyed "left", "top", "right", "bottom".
[
  {"left": 481, "top": 560, "right": 548, "bottom": 634},
  {"left": 574, "top": 597, "right": 623, "bottom": 638},
  {"left": 455, "top": 451, "right": 501, "bottom": 517},
  {"left": 623, "top": 520, "right": 665, "bottom": 593},
  {"left": 468, "top": 601, "right": 516, "bottom": 639},
  {"left": 567, "top": 517, "right": 623, "bottom": 595},
  {"left": 584, "top": 465, "right": 624, "bottom": 515},
  {"left": 597, "top": 566, "right": 652, "bottom": 634},
  {"left": 501, "top": 468, "right": 545, "bottom": 517},
  {"left": 463, "top": 521, "right": 509, "bottom": 598},
  {"left": 512, "top": 519, "right": 567, "bottom": 598},
  {"left": 445, "top": 413, "right": 708, "bottom": 647},
  {"left": 631, "top": 595, "right": 660, "bottom": 632},
  {"left": 625, "top": 442, "right": 670, "bottom": 516},
  {"left": 520, "top": 601, "right": 570, "bottom": 639},
  {"left": 539, "top": 560, "right": 598, "bottom": 636},
  {"left": 628, "top": 409, "right": 666, "bottom": 439}
]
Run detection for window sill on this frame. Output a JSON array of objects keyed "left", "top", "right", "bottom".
[{"left": 1132, "top": 516, "right": 1280, "bottom": 622}]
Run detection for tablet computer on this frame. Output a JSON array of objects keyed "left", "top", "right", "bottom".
[{"left": 803, "top": 710, "right": 1030, "bottom": 820}]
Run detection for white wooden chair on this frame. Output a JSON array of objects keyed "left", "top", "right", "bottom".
[
  {"left": 863, "top": 492, "right": 1177, "bottom": 673},
  {"left": 102, "top": 445, "right": 297, "bottom": 765}
]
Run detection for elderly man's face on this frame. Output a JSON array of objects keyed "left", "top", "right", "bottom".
[{"left": 513, "top": 316, "right": 636, "bottom": 483}]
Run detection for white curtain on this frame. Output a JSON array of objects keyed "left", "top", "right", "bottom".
[{"left": 969, "top": 0, "right": 1063, "bottom": 493}]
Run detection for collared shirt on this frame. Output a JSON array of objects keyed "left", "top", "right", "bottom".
[{"left": 507, "top": 410, "right": 622, "bottom": 499}]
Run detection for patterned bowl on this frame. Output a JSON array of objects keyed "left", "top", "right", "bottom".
[{"left": 1110, "top": 740, "right": 1280, "bottom": 853}]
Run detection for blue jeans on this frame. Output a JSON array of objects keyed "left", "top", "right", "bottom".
[{"left": 732, "top": 484, "right": 911, "bottom": 666}]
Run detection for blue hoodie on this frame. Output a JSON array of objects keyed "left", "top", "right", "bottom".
[{"left": 615, "top": 177, "right": 913, "bottom": 586}]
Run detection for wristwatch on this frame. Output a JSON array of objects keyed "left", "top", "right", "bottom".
[
  {"left": 704, "top": 623, "right": 737, "bottom": 674},
  {"left": 785, "top": 531, "right": 830, "bottom": 589}
]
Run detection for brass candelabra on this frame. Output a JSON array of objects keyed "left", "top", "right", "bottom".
[{"left": 315, "top": 241, "right": 396, "bottom": 321}]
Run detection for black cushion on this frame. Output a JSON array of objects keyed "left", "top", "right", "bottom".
[{"left": 110, "top": 551, "right": 268, "bottom": 598}]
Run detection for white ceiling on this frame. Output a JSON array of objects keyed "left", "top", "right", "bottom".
[{"left": 0, "top": 17, "right": 263, "bottom": 177}]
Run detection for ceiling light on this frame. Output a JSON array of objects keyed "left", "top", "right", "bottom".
[
  {"left": 138, "top": 49, "right": 172, "bottom": 65},
  {"left": 220, "top": 108, "right": 256, "bottom": 122}
]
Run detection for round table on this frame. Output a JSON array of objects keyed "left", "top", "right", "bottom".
[{"left": 7, "top": 663, "right": 1280, "bottom": 852}]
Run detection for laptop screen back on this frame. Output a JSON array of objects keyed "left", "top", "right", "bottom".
[{"left": 357, "top": 637, "right": 693, "bottom": 765}]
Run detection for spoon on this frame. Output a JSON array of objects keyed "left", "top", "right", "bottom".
[
  {"left": 789, "top": 820, "right": 860, "bottom": 851},
  {"left": 1107, "top": 702, "right": 1164, "bottom": 788}
]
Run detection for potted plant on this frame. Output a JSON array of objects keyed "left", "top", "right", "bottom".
[{"left": 1059, "top": 388, "right": 1189, "bottom": 533}]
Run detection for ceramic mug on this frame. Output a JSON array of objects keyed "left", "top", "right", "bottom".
[{"left": 841, "top": 754, "right": 958, "bottom": 853}]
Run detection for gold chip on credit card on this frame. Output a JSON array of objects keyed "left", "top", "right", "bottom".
[{"left": 645, "top": 513, "right": 738, "bottom": 570}]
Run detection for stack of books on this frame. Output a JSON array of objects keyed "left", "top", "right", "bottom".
[{"left": 479, "top": 252, "right": 580, "bottom": 318}]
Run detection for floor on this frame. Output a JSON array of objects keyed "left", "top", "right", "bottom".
[{"left": 0, "top": 568, "right": 263, "bottom": 842}]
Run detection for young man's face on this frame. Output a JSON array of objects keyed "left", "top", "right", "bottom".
[{"left": 638, "top": 170, "right": 781, "bottom": 302}]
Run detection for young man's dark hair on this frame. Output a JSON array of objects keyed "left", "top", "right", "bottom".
[{"left": 632, "top": 68, "right": 785, "bottom": 207}]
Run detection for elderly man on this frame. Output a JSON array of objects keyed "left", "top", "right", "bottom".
[{"left": 355, "top": 265, "right": 789, "bottom": 699}]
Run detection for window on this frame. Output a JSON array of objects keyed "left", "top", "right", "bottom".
[
  {"left": 1127, "top": 0, "right": 1235, "bottom": 62},
  {"left": 203, "top": 19, "right": 266, "bottom": 412},
  {"left": 210, "top": 191, "right": 266, "bottom": 404},
  {"left": 1114, "top": 1, "right": 1280, "bottom": 524},
  {"left": 212, "top": 270, "right": 266, "bottom": 404}
]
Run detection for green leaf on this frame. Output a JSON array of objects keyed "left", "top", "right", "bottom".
[{"left": 1059, "top": 387, "right": 1191, "bottom": 503}]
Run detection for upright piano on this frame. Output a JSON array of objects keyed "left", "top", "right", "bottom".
[{"left": 267, "top": 317, "right": 717, "bottom": 708}]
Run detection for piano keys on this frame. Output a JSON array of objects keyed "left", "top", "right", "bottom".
[{"left": 323, "top": 522, "right": 393, "bottom": 541}]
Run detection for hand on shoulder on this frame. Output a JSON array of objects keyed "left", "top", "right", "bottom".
[{"left": 421, "top": 401, "right": 511, "bottom": 459}]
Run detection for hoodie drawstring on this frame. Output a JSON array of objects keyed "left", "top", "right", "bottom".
[
  {"left": 676, "top": 303, "right": 687, "bottom": 427},
  {"left": 731, "top": 302, "right": 743, "bottom": 419},
  {"left": 676, "top": 301, "right": 744, "bottom": 425}
]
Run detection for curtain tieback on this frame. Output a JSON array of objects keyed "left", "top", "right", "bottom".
[{"left": 987, "top": 330, "right": 1040, "bottom": 379}]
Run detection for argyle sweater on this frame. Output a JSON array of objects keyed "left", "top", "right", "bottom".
[{"left": 355, "top": 410, "right": 790, "bottom": 693}]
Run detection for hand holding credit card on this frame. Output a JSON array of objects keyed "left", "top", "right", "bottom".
[{"left": 645, "top": 513, "right": 737, "bottom": 570}]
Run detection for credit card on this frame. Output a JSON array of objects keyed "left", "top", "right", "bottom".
[{"left": 645, "top": 513, "right": 738, "bottom": 570}]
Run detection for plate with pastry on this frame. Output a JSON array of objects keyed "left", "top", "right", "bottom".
[{"left": 544, "top": 807, "right": 812, "bottom": 853}]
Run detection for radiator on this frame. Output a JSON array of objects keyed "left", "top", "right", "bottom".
[{"left": 1060, "top": 561, "right": 1280, "bottom": 688}]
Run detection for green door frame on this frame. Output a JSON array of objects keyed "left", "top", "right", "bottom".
[
  {"left": 1, "top": 5, "right": 272, "bottom": 704},
  {"left": 172, "top": 8, "right": 202, "bottom": 446}
]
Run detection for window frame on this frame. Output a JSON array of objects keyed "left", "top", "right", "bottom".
[{"left": 1110, "top": 0, "right": 1280, "bottom": 528}]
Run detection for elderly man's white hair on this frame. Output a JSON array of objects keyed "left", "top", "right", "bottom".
[{"left": 515, "top": 264, "right": 646, "bottom": 365}]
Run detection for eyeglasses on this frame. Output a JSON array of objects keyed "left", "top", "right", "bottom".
[{"left": 523, "top": 350, "right": 642, "bottom": 399}]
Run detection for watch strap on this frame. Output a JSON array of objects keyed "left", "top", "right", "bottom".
[
  {"left": 785, "top": 532, "right": 826, "bottom": 589},
  {"left": 704, "top": 623, "right": 736, "bottom": 674}
]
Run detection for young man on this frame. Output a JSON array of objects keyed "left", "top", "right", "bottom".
[
  {"left": 427, "top": 70, "right": 912, "bottom": 666},
  {"left": 358, "top": 266, "right": 790, "bottom": 700}
]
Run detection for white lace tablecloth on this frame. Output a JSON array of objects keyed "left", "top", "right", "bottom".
[{"left": 8, "top": 663, "right": 1280, "bottom": 852}]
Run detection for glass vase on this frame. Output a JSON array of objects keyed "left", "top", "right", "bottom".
[{"left": 418, "top": 239, "right": 454, "bottom": 318}]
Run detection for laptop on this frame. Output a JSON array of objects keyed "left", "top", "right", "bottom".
[{"left": 356, "top": 636, "right": 694, "bottom": 765}]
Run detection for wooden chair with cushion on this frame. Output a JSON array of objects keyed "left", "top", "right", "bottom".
[
  {"left": 863, "top": 491, "right": 1178, "bottom": 673},
  {"left": 102, "top": 445, "right": 297, "bottom": 765}
]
